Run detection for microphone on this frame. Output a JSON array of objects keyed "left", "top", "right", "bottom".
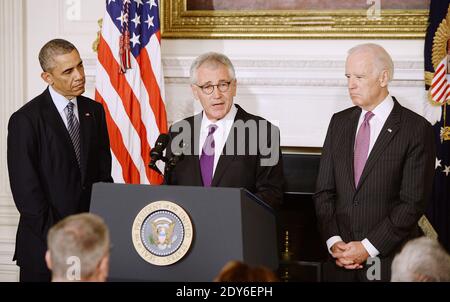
[{"left": 149, "top": 133, "right": 169, "bottom": 174}]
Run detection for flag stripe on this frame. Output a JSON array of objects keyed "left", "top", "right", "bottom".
[
  {"left": 139, "top": 46, "right": 167, "bottom": 134},
  {"left": 431, "top": 70, "right": 445, "bottom": 91},
  {"left": 434, "top": 63, "right": 445, "bottom": 75},
  {"left": 432, "top": 77, "right": 447, "bottom": 98},
  {"left": 97, "top": 35, "right": 154, "bottom": 184},
  {"left": 95, "top": 90, "right": 141, "bottom": 183},
  {"left": 146, "top": 33, "right": 165, "bottom": 97},
  {"left": 96, "top": 57, "right": 150, "bottom": 184},
  {"left": 431, "top": 58, "right": 449, "bottom": 103},
  {"left": 101, "top": 16, "right": 163, "bottom": 165},
  {"left": 96, "top": 0, "right": 166, "bottom": 185}
]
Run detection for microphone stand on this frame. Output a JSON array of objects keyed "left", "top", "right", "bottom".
[
  {"left": 149, "top": 153, "right": 184, "bottom": 184},
  {"left": 163, "top": 153, "right": 184, "bottom": 185}
]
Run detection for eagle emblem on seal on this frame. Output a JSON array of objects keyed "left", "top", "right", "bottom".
[{"left": 150, "top": 217, "right": 177, "bottom": 250}]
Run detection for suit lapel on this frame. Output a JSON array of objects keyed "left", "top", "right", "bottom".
[
  {"left": 345, "top": 107, "right": 361, "bottom": 190},
  {"left": 77, "top": 97, "right": 92, "bottom": 183},
  {"left": 211, "top": 141, "right": 235, "bottom": 187},
  {"left": 211, "top": 105, "right": 244, "bottom": 186},
  {"left": 190, "top": 114, "right": 203, "bottom": 185},
  {"left": 41, "top": 88, "right": 80, "bottom": 166},
  {"left": 356, "top": 98, "right": 401, "bottom": 190}
]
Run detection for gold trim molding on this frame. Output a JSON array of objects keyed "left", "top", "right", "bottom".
[{"left": 161, "top": 0, "right": 428, "bottom": 39}]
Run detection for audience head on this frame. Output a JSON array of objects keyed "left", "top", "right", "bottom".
[
  {"left": 391, "top": 237, "right": 450, "bottom": 282},
  {"left": 214, "top": 260, "right": 279, "bottom": 282},
  {"left": 46, "top": 213, "right": 110, "bottom": 282}
]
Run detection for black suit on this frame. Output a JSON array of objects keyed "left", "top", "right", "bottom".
[
  {"left": 314, "top": 98, "right": 435, "bottom": 281},
  {"left": 166, "top": 104, "right": 284, "bottom": 209},
  {"left": 7, "top": 88, "right": 113, "bottom": 281}
]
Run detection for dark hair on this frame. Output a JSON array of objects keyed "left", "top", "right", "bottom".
[
  {"left": 214, "top": 260, "right": 279, "bottom": 282},
  {"left": 39, "top": 39, "right": 77, "bottom": 71}
]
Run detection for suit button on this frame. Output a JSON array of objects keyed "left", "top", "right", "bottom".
[{"left": 82, "top": 186, "right": 86, "bottom": 190}]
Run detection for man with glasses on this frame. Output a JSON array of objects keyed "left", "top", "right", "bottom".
[{"left": 165, "top": 52, "right": 284, "bottom": 209}]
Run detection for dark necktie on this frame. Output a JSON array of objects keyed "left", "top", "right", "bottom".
[
  {"left": 354, "top": 111, "right": 374, "bottom": 186},
  {"left": 200, "top": 124, "right": 217, "bottom": 187},
  {"left": 66, "top": 102, "right": 81, "bottom": 166}
]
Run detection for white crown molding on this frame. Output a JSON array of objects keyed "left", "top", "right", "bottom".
[
  {"left": 164, "top": 77, "right": 423, "bottom": 87},
  {"left": 0, "top": 205, "right": 19, "bottom": 227},
  {"left": 162, "top": 57, "right": 424, "bottom": 70},
  {"left": 84, "top": 56, "right": 425, "bottom": 87}
]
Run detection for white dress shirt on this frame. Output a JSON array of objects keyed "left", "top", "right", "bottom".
[
  {"left": 49, "top": 85, "right": 79, "bottom": 129},
  {"left": 198, "top": 104, "right": 238, "bottom": 176},
  {"left": 327, "top": 95, "right": 394, "bottom": 258}
]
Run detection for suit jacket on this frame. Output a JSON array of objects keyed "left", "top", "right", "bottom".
[
  {"left": 166, "top": 104, "right": 284, "bottom": 209},
  {"left": 313, "top": 98, "right": 435, "bottom": 281},
  {"left": 7, "top": 88, "right": 113, "bottom": 272}
]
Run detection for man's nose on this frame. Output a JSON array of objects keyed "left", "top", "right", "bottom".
[
  {"left": 74, "top": 67, "right": 85, "bottom": 80},
  {"left": 212, "top": 85, "right": 221, "bottom": 98},
  {"left": 347, "top": 78, "right": 356, "bottom": 89}
]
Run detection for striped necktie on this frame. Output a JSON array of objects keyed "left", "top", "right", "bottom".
[
  {"left": 354, "top": 111, "right": 374, "bottom": 187},
  {"left": 66, "top": 102, "right": 81, "bottom": 166}
]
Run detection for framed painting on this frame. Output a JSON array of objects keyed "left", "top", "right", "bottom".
[{"left": 161, "top": 0, "right": 430, "bottom": 39}]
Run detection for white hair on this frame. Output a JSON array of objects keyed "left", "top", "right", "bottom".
[
  {"left": 47, "top": 213, "right": 110, "bottom": 280},
  {"left": 391, "top": 237, "right": 450, "bottom": 282},
  {"left": 347, "top": 43, "right": 394, "bottom": 81},
  {"left": 189, "top": 52, "right": 236, "bottom": 84}
]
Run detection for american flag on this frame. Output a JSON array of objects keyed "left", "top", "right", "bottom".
[
  {"left": 431, "top": 57, "right": 450, "bottom": 104},
  {"left": 95, "top": 0, "right": 167, "bottom": 184},
  {"left": 425, "top": 0, "right": 450, "bottom": 253}
]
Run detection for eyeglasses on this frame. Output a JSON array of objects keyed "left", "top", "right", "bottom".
[{"left": 195, "top": 81, "right": 232, "bottom": 95}]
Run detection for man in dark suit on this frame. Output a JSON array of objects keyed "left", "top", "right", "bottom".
[
  {"left": 314, "top": 43, "right": 435, "bottom": 282},
  {"left": 7, "top": 39, "right": 113, "bottom": 282},
  {"left": 166, "top": 52, "right": 284, "bottom": 209}
]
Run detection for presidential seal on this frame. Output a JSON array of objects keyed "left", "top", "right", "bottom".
[{"left": 132, "top": 201, "right": 193, "bottom": 266}]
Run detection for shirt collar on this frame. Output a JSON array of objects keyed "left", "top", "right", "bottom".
[
  {"left": 201, "top": 104, "right": 237, "bottom": 131},
  {"left": 361, "top": 94, "right": 394, "bottom": 122},
  {"left": 49, "top": 85, "right": 78, "bottom": 115}
]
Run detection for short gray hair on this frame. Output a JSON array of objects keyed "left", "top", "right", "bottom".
[
  {"left": 347, "top": 43, "right": 394, "bottom": 81},
  {"left": 189, "top": 52, "right": 236, "bottom": 84},
  {"left": 47, "top": 213, "right": 110, "bottom": 280},
  {"left": 391, "top": 237, "right": 450, "bottom": 282},
  {"left": 39, "top": 39, "right": 77, "bottom": 72}
]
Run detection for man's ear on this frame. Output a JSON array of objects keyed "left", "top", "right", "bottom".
[
  {"left": 231, "top": 79, "right": 237, "bottom": 97},
  {"left": 41, "top": 71, "right": 53, "bottom": 86},
  {"left": 99, "top": 254, "right": 110, "bottom": 282},
  {"left": 379, "top": 70, "right": 389, "bottom": 88},
  {"left": 45, "top": 250, "right": 52, "bottom": 270}
]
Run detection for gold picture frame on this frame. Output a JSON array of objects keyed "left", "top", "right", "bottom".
[{"left": 161, "top": 0, "right": 429, "bottom": 39}]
